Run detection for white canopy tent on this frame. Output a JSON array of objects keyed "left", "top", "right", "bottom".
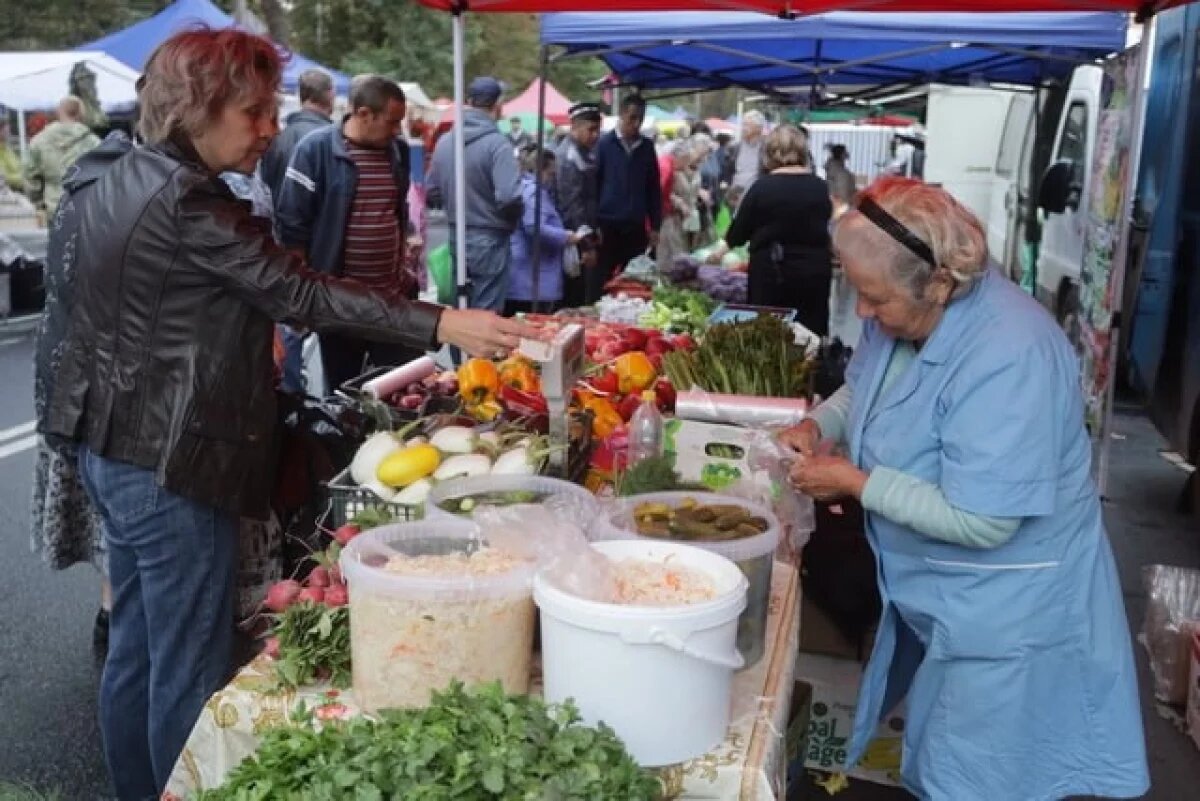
[{"left": 0, "top": 51, "right": 140, "bottom": 159}]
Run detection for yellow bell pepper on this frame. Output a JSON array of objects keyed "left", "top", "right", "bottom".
[
  {"left": 582, "top": 396, "right": 623, "bottom": 440},
  {"left": 457, "top": 358, "right": 500, "bottom": 405},
  {"left": 613, "top": 351, "right": 657, "bottom": 395},
  {"left": 498, "top": 355, "right": 542, "bottom": 394}
]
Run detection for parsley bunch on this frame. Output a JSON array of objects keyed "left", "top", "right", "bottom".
[
  {"left": 273, "top": 602, "right": 351, "bottom": 691},
  {"left": 199, "top": 682, "right": 659, "bottom": 800}
]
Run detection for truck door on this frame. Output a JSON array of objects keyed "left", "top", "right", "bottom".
[{"left": 989, "top": 93, "right": 1035, "bottom": 277}]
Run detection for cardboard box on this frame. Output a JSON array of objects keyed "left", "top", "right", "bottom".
[
  {"left": 795, "top": 653, "right": 906, "bottom": 787},
  {"left": 1189, "top": 627, "right": 1200, "bottom": 753},
  {"left": 664, "top": 419, "right": 763, "bottom": 491}
]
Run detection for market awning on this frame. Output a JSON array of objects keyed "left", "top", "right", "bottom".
[
  {"left": 539, "top": 11, "right": 1128, "bottom": 95},
  {"left": 418, "top": 0, "right": 1181, "bottom": 13},
  {"left": 0, "top": 51, "right": 139, "bottom": 112},
  {"left": 503, "top": 79, "right": 574, "bottom": 125},
  {"left": 77, "top": 0, "right": 351, "bottom": 94}
]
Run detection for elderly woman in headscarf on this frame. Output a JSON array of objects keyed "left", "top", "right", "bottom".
[
  {"left": 42, "top": 28, "right": 534, "bottom": 799},
  {"left": 656, "top": 139, "right": 701, "bottom": 273},
  {"left": 781, "top": 176, "right": 1149, "bottom": 801}
]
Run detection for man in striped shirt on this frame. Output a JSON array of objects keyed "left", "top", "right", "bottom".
[{"left": 278, "top": 75, "right": 423, "bottom": 391}]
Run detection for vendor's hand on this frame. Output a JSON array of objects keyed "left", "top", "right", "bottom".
[
  {"left": 778, "top": 418, "right": 822, "bottom": 457},
  {"left": 788, "top": 455, "right": 868, "bottom": 502},
  {"left": 436, "top": 309, "right": 546, "bottom": 359},
  {"left": 567, "top": 232, "right": 582, "bottom": 246}
]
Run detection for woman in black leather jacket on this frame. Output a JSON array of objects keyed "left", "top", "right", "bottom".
[{"left": 41, "top": 28, "right": 532, "bottom": 801}]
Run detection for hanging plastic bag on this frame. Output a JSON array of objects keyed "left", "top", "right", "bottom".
[
  {"left": 1140, "top": 564, "right": 1200, "bottom": 703},
  {"left": 563, "top": 244, "right": 582, "bottom": 279},
  {"left": 428, "top": 243, "right": 454, "bottom": 306}
]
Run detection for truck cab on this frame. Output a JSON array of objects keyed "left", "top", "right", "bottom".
[{"left": 1035, "top": 65, "right": 1104, "bottom": 323}]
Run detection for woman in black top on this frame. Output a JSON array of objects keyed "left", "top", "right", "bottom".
[{"left": 725, "top": 124, "right": 833, "bottom": 335}]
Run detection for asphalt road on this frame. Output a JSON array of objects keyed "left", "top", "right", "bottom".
[{"left": 0, "top": 322, "right": 111, "bottom": 800}]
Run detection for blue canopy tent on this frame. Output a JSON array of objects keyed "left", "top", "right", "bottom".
[
  {"left": 540, "top": 11, "right": 1127, "bottom": 102},
  {"left": 77, "top": 0, "right": 350, "bottom": 94}
]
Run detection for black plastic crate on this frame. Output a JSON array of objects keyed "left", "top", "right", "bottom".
[{"left": 322, "top": 467, "right": 424, "bottom": 530}]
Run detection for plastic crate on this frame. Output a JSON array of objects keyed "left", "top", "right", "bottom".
[{"left": 322, "top": 467, "right": 424, "bottom": 530}]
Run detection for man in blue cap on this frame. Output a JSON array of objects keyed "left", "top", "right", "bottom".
[{"left": 428, "top": 76, "right": 523, "bottom": 312}]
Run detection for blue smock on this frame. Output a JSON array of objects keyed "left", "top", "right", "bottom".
[{"left": 844, "top": 269, "right": 1150, "bottom": 800}]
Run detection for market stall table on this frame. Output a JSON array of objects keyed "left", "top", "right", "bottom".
[{"left": 165, "top": 560, "right": 800, "bottom": 800}]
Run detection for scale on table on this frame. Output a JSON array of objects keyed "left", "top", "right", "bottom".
[{"left": 519, "top": 323, "right": 585, "bottom": 476}]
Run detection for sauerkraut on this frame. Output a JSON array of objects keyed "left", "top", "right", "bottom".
[
  {"left": 350, "top": 547, "right": 535, "bottom": 713},
  {"left": 610, "top": 558, "right": 717, "bottom": 606}
]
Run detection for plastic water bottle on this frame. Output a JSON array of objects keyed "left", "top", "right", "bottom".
[{"left": 626, "top": 390, "right": 664, "bottom": 467}]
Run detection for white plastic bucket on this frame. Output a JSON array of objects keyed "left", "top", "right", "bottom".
[
  {"left": 534, "top": 540, "right": 748, "bottom": 767},
  {"left": 340, "top": 519, "right": 536, "bottom": 712},
  {"left": 591, "top": 491, "right": 781, "bottom": 668}
]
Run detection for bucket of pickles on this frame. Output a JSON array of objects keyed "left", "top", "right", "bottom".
[{"left": 590, "top": 491, "right": 780, "bottom": 668}]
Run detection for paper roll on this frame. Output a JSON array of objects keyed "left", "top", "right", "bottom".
[
  {"left": 674, "top": 388, "right": 808, "bottom": 427},
  {"left": 361, "top": 356, "right": 437, "bottom": 399}
]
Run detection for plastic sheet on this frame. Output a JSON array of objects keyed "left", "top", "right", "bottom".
[
  {"left": 675, "top": 387, "right": 809, "bottom": 427},
  {"left": 1140, "top": 564, "right": 1200, "bottom": 704},
  {"left": 474, "top": 503, "right": 617, "bottom": 603}
]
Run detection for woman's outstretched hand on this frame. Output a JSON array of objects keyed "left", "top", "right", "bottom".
[{"left": 436, "top": 309, "right": 546, "bottom": 359}]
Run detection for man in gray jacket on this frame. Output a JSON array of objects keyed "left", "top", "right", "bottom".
[
  {"left": 261, "top": 69, "right": 333, "bottom": 199},
  {"left": 428, "top": 76, "right": 522, "bottom": 312}
]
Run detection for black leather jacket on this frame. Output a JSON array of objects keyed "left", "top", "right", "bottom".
[{"left": 43, "top": 140, "right": 444, "bottom": 518}]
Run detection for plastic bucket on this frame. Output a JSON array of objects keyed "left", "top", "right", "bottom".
[
  {"left": 424, "top": 474, "right": 598, "bottom": 531},
  {"left": 591, "top": 491, "right": 780, "bottom": 668},
  {"left": 534, "top": 539, "right": 748, "bottom": 767},
  {"left": 340, "top": 519, "right": 536, "bottom": 712}
]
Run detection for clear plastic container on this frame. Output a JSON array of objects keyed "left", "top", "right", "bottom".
[
  {"left": 339, "top": 519, "right": 536, "bottom": 712},
  {"left": 590, "top": 491, "right": 780, "bottom": 668},
  {"left": 423, "top": 474, "right": 598, "bottom": 532}
]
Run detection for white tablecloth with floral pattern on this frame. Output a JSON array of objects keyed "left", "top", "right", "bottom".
[{"left": 165, "top": 561, "right": 800, "bottom": 801}]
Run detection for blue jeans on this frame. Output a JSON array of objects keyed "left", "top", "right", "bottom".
[
  {"left": 78, "top": 447, "right": 237, "bottom": 801},
  {"left": 451, "top": 229, "right": 512, "bottom": 312}
]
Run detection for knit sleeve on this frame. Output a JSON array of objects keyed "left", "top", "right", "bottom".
[{"left": 862, "top": 466, "right": 1021, "bottom": 548}]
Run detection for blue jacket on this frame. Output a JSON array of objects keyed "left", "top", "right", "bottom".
[
  {"left": 427, "top": 108, "right": 523, "bottom": 233},
  {"left": 276, "top": 121, "right": 410, "bottom": 275},
  {"left": 595, "top": 130, "right": 662, "bottom": 230},
  {"left": 508, "top": 173, "right": 569, "bottom": 303}
]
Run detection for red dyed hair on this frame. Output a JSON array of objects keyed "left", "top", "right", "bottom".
[{"left": 138, "top": 26, "right": 285, "bottom": 144}]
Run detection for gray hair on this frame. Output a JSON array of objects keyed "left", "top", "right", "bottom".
[
  {"left": 297, "top": 69, "right": 333, "bottom": 105},
  {"left": 349, "top": 74, "right": 406, "bottom": 114},
  {"left": 832, "top": 176, "right": 988, "bottom": 303},
  {"left": 742, "top": 110, "right": 766, "bottom": 129}
]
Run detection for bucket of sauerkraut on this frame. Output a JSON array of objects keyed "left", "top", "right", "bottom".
[{"left": 340, "top": 519, "right": 536, "bottom": 713}]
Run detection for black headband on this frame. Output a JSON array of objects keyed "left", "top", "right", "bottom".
[{"left": 857, "top": 196, "right": 937, "bottom": 268}]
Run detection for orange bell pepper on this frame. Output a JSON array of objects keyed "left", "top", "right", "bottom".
[
  {"left": 613, "top": 351, "right": 657, "bottom": 395},
  {"left": 581, "top": 396, "right": 623, "bottom": 440},
  {"left": 498, "top": 355, "right": 542, "bottom": 394},
  {"left": 457, "top": 358, "right": 500, "bottom": 405}
]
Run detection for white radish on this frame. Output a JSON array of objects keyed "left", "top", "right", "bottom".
[
  {"left": 491, "top": 446, "right": 535, "bottom": 475},
  {"left": 430, "top": 426, "right": 476, "bottom": 454},
  {"left": 362, "top": 478, "right": 397, "bottom": 502},
  {"left": 393, "top": 478, "right": 433, "bottom": 505},
  {"left": 433, "top": 453, "right": 493, "bottom": 481},
  {"left": 350, "top": 432, "right": 401, "bottom": 486},
  {"left": 477, "top": 431, "right": 500, "bottom": 449},
  {"left": 404, "top": 435, "right": 428, "bottom": 447}
]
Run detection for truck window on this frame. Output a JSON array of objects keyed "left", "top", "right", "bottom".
[
  {"left": 996, "top": 94, "right": 1033, "bottom": 178},
  {"left": 1057, "top": 102, "right": 1089, "bottom": 188}
]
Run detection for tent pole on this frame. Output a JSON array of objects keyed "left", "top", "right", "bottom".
[
  {"left": 1097, "top": 23, "right": 1154, "bottom": 499},
  {"left": 452, "top": 7, "right": 469, "bottom": 310},
  {"left": 530, "top": 47, "right": 550, "bottom": 311},
  {"left": 16, "top": 110, "right": 27, "bottom": 163}
]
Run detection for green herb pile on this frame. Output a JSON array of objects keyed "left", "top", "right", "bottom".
[
  {"left": 639, "top": 286, "right": 716, "bottom": 334},
  {"left": 272, "top": 602, "right": 351, "bottom": 691},
  {"left": 662, "top": 315, "right": 812, "bottom": 398},
  {"left": 198, "top": 682, "right": 659, "bottom": 801}
]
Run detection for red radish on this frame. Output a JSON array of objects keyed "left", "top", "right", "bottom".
[
  {"left": 307, "top": 566, "right": 331, "bottom": 588},
  {"left": 333, "top": 524, "right": 360, "bottom": 546},
  {"left": 263, "top": 636, "right": 281, "bottom": 659},
  {"left": 324, "top": 585, "right": 349, "bottom": 607},
  {"left": 298, "top": 586, "right": 325, "bottom": 605},
  {"left": 264, "top": 579, "right": 303, "bottom": 613},
  {"left": 399, "top": 394, "right": 424, "bottom": 410}
]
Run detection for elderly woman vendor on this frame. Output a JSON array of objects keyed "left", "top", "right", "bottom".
[{"left": 783, "top": 177, "right": 1149, "bottom": 800}]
